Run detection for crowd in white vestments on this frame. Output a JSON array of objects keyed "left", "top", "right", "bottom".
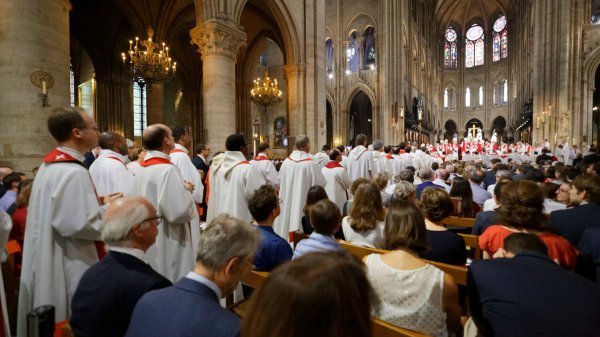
[{"left": 4, "top": 108, "right": 600, "bottom": 337}]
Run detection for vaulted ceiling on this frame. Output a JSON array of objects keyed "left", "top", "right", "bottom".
[{"left": 435, "top": 0, "right": 513, "bottom": 33}]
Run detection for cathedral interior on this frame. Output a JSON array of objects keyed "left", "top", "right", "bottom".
[{"left": 1, "top": 0, "right": 600, "bottom": 171}]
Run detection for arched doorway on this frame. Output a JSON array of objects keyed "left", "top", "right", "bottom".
[
  {"left": 326, "top": 100, "right": 333, "bottom": 146},
  {"left": 465, "top": 118, "right": 484, "bottom": 140},
  {"left": 444, "top": 119, "right": 457, "bottom": 141},
  {"left": 349, "top": 91, "right": 373, "bottom": 145},
  {"left": 490, "top": 116, "right": 507, "bottom": 142}
]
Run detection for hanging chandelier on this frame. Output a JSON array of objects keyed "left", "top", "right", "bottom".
[
  {"left": 250, "top": 70, "right": 283, "bottom": 107},
  {"left": 121, "top": 27, "right": 176, "bottom": 87}
]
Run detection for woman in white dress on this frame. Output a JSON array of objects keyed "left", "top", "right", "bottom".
[
  {"left": 341, "top": 183, "right": 385, "bottom": 248},
  {"left": 364, "top": 200, "right": 460, "bottom": 337}
]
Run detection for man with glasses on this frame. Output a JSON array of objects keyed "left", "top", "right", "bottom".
[
  {"left": 71, "top": 196, "right": 171, "bottom": 337},
  {"left": 18, "top": 107, "right": 122, "bottom": 336}
]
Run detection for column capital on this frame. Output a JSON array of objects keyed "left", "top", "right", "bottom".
[
  {"left": 190, "top": 19, "right": 246, "bottom": 61},
  {"left": 284, "top": 63, "right": 306, "bottom": 79}
]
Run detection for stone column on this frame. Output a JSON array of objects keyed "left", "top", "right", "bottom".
[
  {"left": 284, "top": 63, "right": 306, "bottom": 139},
  {"left": 190, "top": 19, "right": 246, "bottom": 152},
  {"left": 0, "top": 0, "right": 70, "bottom": 172}
]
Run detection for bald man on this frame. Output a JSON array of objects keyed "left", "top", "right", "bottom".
[
  {"left": 90, "top": 132, "right": 134, "bottom": 196},
  {"left": 132, "top": 124, "right": 195, "bottom": 282},
  {"left": 71, "top": 196, "right": 171, "bottom": 337}
]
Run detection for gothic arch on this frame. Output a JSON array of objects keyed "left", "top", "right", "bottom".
[
  {"left": 580, "top": 43, "right": 600, "bottom": 143},
  {"left": 344, "top": 12, "right": 378, "bottom": 36},
  {"left": 343, "top": 82, "right": 376, "bottom": 112}
]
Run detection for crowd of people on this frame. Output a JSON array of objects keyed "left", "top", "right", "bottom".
[{"left": 0, "top": 106, "right": 599, "bottom": 337}]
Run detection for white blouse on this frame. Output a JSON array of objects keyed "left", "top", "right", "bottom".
[
  {"left": 341, "top": 216, "right": 384, "bottom": 248},
  {"left": 365, "top": 254, "right": 448, "bottom": 337}
]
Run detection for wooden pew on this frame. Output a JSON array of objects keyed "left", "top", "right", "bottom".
[
  {"left": 240, "top": 270, "right": 431, "bottom": 337},
  {"left": 458, "top": 233, "right": 482, "bottom": 260},
  {"left": 442, "top": 216, "right": 476, "bottom": 229}
]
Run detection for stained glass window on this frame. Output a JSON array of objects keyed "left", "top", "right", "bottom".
[
  {"left": 326, "top": 39, "right": 334, "bottom": 78},
  {"left": 133, "top": 81, "right": 147, "bottom": 137},
  {"left": 70, "top": 64, "right": 75, "bottom": 107},
  {"left": 466, "top": 24, "right": 484, "bottom": 68},
  {"left": 479, "top": 86, "right": 484, "bottom": 106},
  {"left": 347, "top": 31, "right": 359, "bottom": 73},
  {"left": 444, "top": 27, "right": 458, "bottom": 68},
  {"left": 363, "top": 27, "right": 376, "bottom": 69},
  {"left": 503, "top": 80, "right": 508, "bottom": 103},
  {"left": 444, "top": 88, "right": 449, "bottom": 110},
  {"left": 465, "top": 87, "right": 471, "bottom": 107},
  {"left": 493, "top": 15, "right": 508, "bottom": 61}
]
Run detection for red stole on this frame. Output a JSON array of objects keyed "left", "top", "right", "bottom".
[
  {"left": 385, "top": 154, "right": 393, "bottom": 159},
  {"left": 325, "top": 161, "right": 342, "bottom": 169},
  {"left": 140, "top": 157, "right": 174, "bottom": 167}
]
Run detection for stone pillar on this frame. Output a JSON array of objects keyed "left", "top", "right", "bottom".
[
  {"left": 0, "top": 0, "right": 70, "bottom": 172},
  {"left": 284, "top": 63, "right": 306, "bottom": 139},
  {"left": 190, "top": 19, "right": 246, "bottom": 152}
]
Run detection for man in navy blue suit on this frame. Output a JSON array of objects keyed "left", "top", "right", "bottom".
[
  {"left": 415, "top": 167, "right": 444, "bottom": 200},
  {"left": 70, "top": 196, "right": 171, "bottom": 337},
  {"left": 468, "top": 233, "right": 600, "bottom": 337},
  {"left": 125, "top": 214, "right": 261, "bottom": 337},
  {"left": 191, "top": 143, "right": 210, "bottom": 220}
]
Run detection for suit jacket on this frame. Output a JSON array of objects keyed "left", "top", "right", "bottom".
[
  {"left": 578, "top": 227, "right": 600, "bottom": 283},
  {"left": 472, "top": 210, "right": 500, "bottom": 236},
  {"left": 415, "top": 181, "right": 444, "bottom": 200},
  {"left": 70, "top": 251, "right": 172, "bottom": 337},
  {"left": 192, "top": 155, "right": 209, "bottom": 177},
  {"left": 549, "top": 203, "right": 600, "bottom": 246},
  {"left": 468, "top": 251, "right": 600, "bottom": 337},
  {"left": 125, "top": 277, "right": 240, "bottom": 337}
]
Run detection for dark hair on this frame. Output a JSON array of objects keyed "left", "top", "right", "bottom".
[
  {"left": 257, "top": 142, "right": 270, "bottom": 153},
  {"left": 541, "top": 182, "right": 560, "bottom": 200},
  {"left": 497, "top": 180, "right": 546, "bottom": 230},
  {"left": 98, "top": 132, "right": 122, "bottom": 150},
  {"left": 406, "top": 166, "right": 416, "bottom": 173},
  {"left": 525, "top": 169, "right": 545, "bottom": 183},
  {"left": 225, "top": 134, "right": 246, "bottom": 151},
  {"left": 544, "top": 166, "right": 556, "bottom": 180},
  {"left": 355, "top": 134, "right": 367, "bottom": 146},
  {"left": 248, "top": 184, "right": 278, "bottom": 222},
  {"left": 469, "top": 169, "right": 486, "bottom": 184},
  {"left": 309, "top": 199, "right": 341, "bottom": 235},
  {"left": 3, "top": 172, "right": 23, "bottom": 189},
  {"left": 47, "top": 107, "right": 87, "bottom": 142},
  {"left": 494, "top": 178, "right": 512, "bottom": 202},
  {"left": 384, "top": 145, "right": 391, "bottom": 153},
  {"left": 418, "top": 188, "right": 453, "bottom": 222},
  {"left": 242, "top": 253, "right": 374, "bottom": 337},
  {"left": 490, "top": 158, "right": 502, "bottom": 165},
  {"left": 196, "top": 143, "right": 208, "bottom": 154},
  {"left": 303, "top": 186, "right": 329, "bottom": 215},
  {"left": 171, "top": 126, "right": 188, "bottom": 142},
  {"left": 336, "top": 145, "right": 346, "bottom": 153},
  {"left": 349, "top": 183, "right": 385, "bottom": 231},
  {"left": 143, "top": 126, "right": 168, "bottom": 150},
  {"left": 431, "top": 162, "right": 439, "bottom": 171},
  {"left": 504, "top": 233, "right": 548, "bottom": 256},
  {"left": 494, "top": 163, "right": 509, "bottom": 171},
  {"left": 572, "top": 174, "right": 600, "bottom": 205},
  {"left": 321, "top": 145, "right": 331, "bottom": 151},
  {"left": 384, "top": 200, "right": 428, "bottom": 253},
  {"left": 449, "top": 177, "right": 475, "bottom": 217},
  {"left": 329, "top": 149, "right": 340, "bottom": 161}
]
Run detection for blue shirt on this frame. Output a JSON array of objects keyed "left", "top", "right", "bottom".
[
  {"left": 293, "top": 232, "right": 344, "bottom": 260},
  {"left": 253, "top": 225, "right": 293, "bottom": 271},
  {"left": 0, "top": 190, "right": 16, "bottom": 212}
]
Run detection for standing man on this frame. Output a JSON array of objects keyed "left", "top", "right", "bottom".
[
  {"left": 206, "top": 134, "right": 266, "bottom": 223},
  {"left": 132, "top": 124, "right": 195, "bottom": 283},
  {"left": 347, "top": 133, "right": 373, "bottom": 181},
  {"left": 321, "top": 149, "right": 352, "bottom": 211},
  {"left": 313, "top": 145, "right": 331, "bottom": 169},
  {"left": 276, "top": 135, "right": 326, "bottom": 240},
  {"left": 371, "top": 140, "right": 388, "bottom": 178},
  {"left": 192, "top": 143, "right": 210, "bottom": 221},
  {"left": 18, "top": 107, "right": 121, "bottom": 337},
  {"left": 89, "top": 132, "right": 134, "bottom": 196},
  {"left": 250, "top": 142, "right": 280, "bottom": 188}
]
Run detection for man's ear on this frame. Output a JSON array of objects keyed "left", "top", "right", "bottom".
[
  {"left": 72, "top": 128, "right": 83, "bottom": 140},
  {"left": 130, "top": 223, "right": 145, "bottom": 239},
  {"left": 224, "top": 256, "right": 240, "bottom": 276}
]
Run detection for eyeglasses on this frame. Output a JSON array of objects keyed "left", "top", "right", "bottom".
[{"left": 142, "top": 216, "right": 163, "bottom": 225}]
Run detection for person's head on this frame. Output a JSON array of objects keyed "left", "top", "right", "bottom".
[
  {"left": 418, "top": 167, "right": 434, "bottom": 181},
  {"left": 355, "top": 134, "right": 368, "bottom": 146},
  {"left": 431, "top": 162, "right": 439, "bottom": 171},
  {"left": 15, "top": 179, "right": 33, "bottom": 208},
  {"left": 570, "top": 174, "right": 600, "bottom": 205},
  {"left": 2, "top": 172, "right": 25, "bottom": 192},
  {"left": 309, "top": 199, "right": 341, "bottom": 235},
  {"left": 349, "top": 183, "right": 385, "bottom": 231},
  {"left": 395, "top": 169, "right": 414, "bottom": 184},
  {"left": 372, "top": 140, "right": 384, "bottom": 152},
  {"left": 392, "top": 181, "right": 416, "bottom": 203},
  {"left": 321, "top": 144, "right": 331, "bottom": 152},
  {"left": 295, "top": 135, "right": 311, "bottom": 152},
  {"left": 47, "top": 107, "right": 99, "bottom": 152},
  {"left": 248, "top": 184, "right": 280, "bottom": 224},
  {"left": 497, "top": 180, "right": 546, "bottom": 230},
  {"left": 541, "top": 182, "right": 560, "bottom": 200},
  {"left": 449, "top": 177, "right": 474, "bottom": 217},
  {"left": 493, "top": 178, "right": 512, "bottom": 204},
  {"left": 445, "top": 164, "right": 455, "bottom": 174},
  {"left": 371, "top": 173, "right": 388, "bottom": 191},
  {"left": 126, "top": 138, "right": 135, "bottom": 158},
  {"left": 434, "top": 168, "right": 448, "bottom": 181},
  {"left": 555, "top": 183, "right": 571, "bottom": 205},
  {"left": 225, "top": 134, "right": 248, "bottom": 154},
  {"left": 303, "top": 186, "right": 329, "bottom": 215},
  {"left": 350, "top": 178, "right": 370, "bottom": 196},
  {"left": 329, "top": 149, "right": 341, "bottom": 162},
  {"left": 171, "top": 126, "right": 191, "bottom": 147},
  {"left": 545, "top": 166, "right": 556, "bottom": 180},
  {"left": 196, "top": 143, "right": 211, "bottom": 157},
  {"left": 468, "top": 169, "right": 486, "bottom": 185},
  {"left": 418, "top": 188, "right": 453, "bottom": 222},
  {"left": 143, "top": 124, "right": 174, "bottom": 153},
  {"left": 503, "top": 233, "right": 548, "bottom": 257},
  {"left": 98, "top": 132, "right": 128, "bottom": 156},
  {"left": 336, "top": 145, "right": 346, "bottom": 154},
  {"left": 257, "top": 142, "right": 270, "bottom": 154},
  {"left": 130, "top": 148, "right": 147, "bottom": 162},
  {"left": 495, "top": 170, "right": 512, "bottom": 181},
  {"left": 384, "top": 200, "right": 428, "bottom": 253},
  {"left": 242, "top": 253, "right": 375, "bottom": 337},
  {"left": 101, "top": 196, "right": 160, "bottom": 252},
  {"left": 0, "top": 167, "right": 13, "bottom": 182},
  {"left": 587, "top": 162, "right": 600, "bottom": 175},
  {"left": 195, "top": 214, "right": 261, "bottom": 296},
  {"left": 490, "top": 158, "right": 502, "bottom": 169}
]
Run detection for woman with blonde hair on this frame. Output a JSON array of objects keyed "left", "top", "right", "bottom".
[{"left": 341, "top": 183, "right": 385, "bottom": 248}]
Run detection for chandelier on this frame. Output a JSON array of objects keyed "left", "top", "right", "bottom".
[
  {"left": 250, "top": 71, "right": 283, "bottom": 107},
  {"left": 121, "top": 27, "right": 176, "bottom": 87}
]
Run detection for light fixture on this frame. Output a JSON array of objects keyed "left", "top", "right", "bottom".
[
  {"left": 121, "top": 27, "right": 176, "bottom": 89},
  {"left": 250, "top": 70, "right": 283, "bottom": 107}
]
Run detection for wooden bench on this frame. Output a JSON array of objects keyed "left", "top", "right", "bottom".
[
  {"left": 240, "top": 270, "right": 431, "bottom": 337},
  {"left": 458, "top": 233, "right": 482, "bottom": 260},
  {"left": 442, "top": 216, "right": 476, "bottom": 229}
]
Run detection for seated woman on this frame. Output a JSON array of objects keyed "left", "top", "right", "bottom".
[
  {"left": 449, "top": 177, "right": 480, "bottom": 218},
  {"left": 418, "top": 188, "right": 467, "bottom": 266},
  {"left": 365, "top": 200, "right": 460, "bottom": 337},
  {"left": 341, "top": 183, "right": 385, "bottom": 248},
  {"left": 301, "top": 185, "right": 328, "bottom": 235},
  {"left": 479, "top": 180, "right": 578, "bottom": 270},
  {"left": 342, "top": 177, "right": 370, "bottom": 216}
]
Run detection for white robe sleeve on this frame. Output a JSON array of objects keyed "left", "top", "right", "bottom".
[
  {"left": 158, "top": 168, "right": 195, "bottom": 224},
  {"left": 337, "top": 169, "right": 352, "bottom": 190},
  {"left": 244, "top": 166, "right": 268, "bottom": 199},
  {"left": 265, "top": 161, "right": 281, "bottom": 188},
  {"left": 173, "top": 155, "right": 204, "bottom": 204},
  {"left": 114, "top": 163, "right": 134, "bottom": 196}
]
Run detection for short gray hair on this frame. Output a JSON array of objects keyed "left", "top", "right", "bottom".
[
  {"left": 418, "top": 167, "right": 434, "bottom": 180},
  {"left": 196, "top": 214, "right": 261, "bottom": 271},
  {"left": 496, "top": 170, "right": 512, "bottom": 179},
  {"left": 393, "top": 181, "right": 416, "bottom": 200},
  {"left": 394, "top": 169, "right": 414, "bottom": 184},
  {"left": 295, "top": 135, "right": 310, "bottom": 150},
  {"left": 372, "top": 140, "right": 384, "bottom": 151},
  {"left": 101, "top": 196, "right": 152, "bottom": 245}
]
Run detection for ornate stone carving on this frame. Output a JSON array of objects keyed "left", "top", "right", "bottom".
[
  {"left": 284, "top": 63, "right": 306, "bottom": 79},
  {"left": 190, "top": 19, "right": 246, "bottom": 61}
]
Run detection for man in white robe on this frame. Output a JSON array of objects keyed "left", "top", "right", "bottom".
[
  {"left": 206, "top": 134, "right": 266, "bottom": 223},
  {"left": 18, "top": 108, "right": 121, "bottom": 337},
  {"left": 371, "top": 140, "right": 388, "bottom": 179},
  {"left": 276, "top": 135, "right": 326, "bottom": 240},
  {"left": 89, "top": 132, "right": 134, "bottom": 196},
  {"left": 312, "top": 145, "right": 331, "bottom": 169},
  {"left": 346, "top": 133, "right": 373, "bottom": 181},
  {"left": 132, "top": 124, "right": 195, "bottom": 283},
  {"left": 250, "top": 142, "right": 280, "bottom": 188},
  {"left": 322, "top": 149, "right": 352, "bottom": 212}
]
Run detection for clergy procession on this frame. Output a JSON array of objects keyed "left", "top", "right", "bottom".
[{"left": 1, "top": 106, "right": 600, "bottom": 337}]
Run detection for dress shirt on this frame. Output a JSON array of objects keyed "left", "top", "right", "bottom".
[
  {"left": 293, "top": 232, "right": 344, "bottom": 260},
  {"left": 0, "top": 190, "right": 17, "bottom": 212},
  {"left": 432, "top": 179, "right": 451, "bottom": 193},
  {"left": 470, "top": 180, "right": 492, "bottom": 206},
  {"left": 186, "top": 272, "right": 222, "bottom": 299}
]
